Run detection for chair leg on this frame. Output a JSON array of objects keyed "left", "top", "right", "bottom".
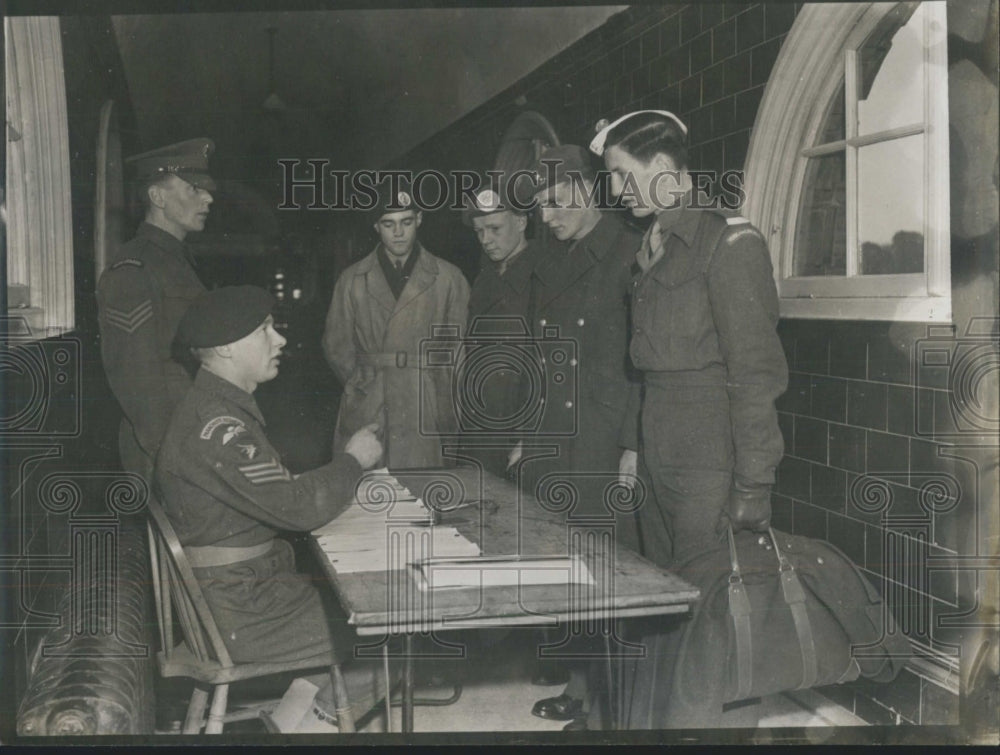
[
  {"left": 205, "top": 684, "right": 229, "bottom": 734},
  {"left": 330, "top": 664, "right": 356, "bottom": 733},
  {"left": 183, "top": 685, "right": 210, "bottom": 734}
]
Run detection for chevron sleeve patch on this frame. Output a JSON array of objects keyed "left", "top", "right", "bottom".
[
  {"left": 103, "top": 300, "right": 154, "bottom": 333},
  {"left": 238, "top": 457, "right": 293, "bottom": 485}
]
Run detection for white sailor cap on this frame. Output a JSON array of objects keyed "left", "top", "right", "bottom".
[{"left": 588, "top": 110, "right": 688, "bottom": 156}]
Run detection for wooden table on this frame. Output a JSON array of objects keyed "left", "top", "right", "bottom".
[{"left": 310, "top": 466, "right": 698, "bottom": 732}]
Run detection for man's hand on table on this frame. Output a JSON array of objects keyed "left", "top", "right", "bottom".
[{"left": 344, "top": 423, "right": 383, "bottom": 469}]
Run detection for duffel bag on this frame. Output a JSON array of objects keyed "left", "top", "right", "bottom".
[{"left": 625, "top": 526, "right": 911, "bottom": 729}]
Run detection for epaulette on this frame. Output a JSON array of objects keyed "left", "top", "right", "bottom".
[{"left": 109, "top": 257, "right": 144, "bottom": 270}]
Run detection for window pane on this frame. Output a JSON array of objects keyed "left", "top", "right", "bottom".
[
  {"left": 793, "top": 152, "right": 847, "bottom": 276},
  {"left": 857, "top": 2, "right": 924, "bottom": 135},
  {"left": 858, "top": 134, "right": 925, "bottom": 274}
]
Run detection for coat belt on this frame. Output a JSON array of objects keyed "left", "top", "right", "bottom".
[
  {"left": 186, "top": 540, "right": 274, "bottom": 568},
  {"left": 357, "top": 351, "right": 415, "bottom": 369}
]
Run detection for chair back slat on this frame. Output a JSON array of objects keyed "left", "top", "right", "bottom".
[
  {"left": 146, "top": 522, "right": 169, "bottom": 653},
  {"left": 166, "top": 555, "right": 210, "bottom": 661},
  {"left": 145, "top": 500, "right": 235, "bottom": 668}
]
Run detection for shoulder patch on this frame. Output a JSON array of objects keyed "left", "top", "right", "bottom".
[
  {"left": 103, "top": 300, "right": 153, "bottom": 333},
  {"left": 200, "top": 416, "right": 248, "bottom": 442},
  {"left": 238, "top": 457, "right": 292, "bottom": 484},
  {"left": 725, "top": 216, "right": 751, "bottom": 226},
  {"left": 110, "top": 257, "right": 145, "bottom": 270},
  {"left": 724, "top": 224, "right": 765, "bottom": 246}
]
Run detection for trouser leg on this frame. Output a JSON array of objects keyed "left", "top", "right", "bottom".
[{"left": 639, "top": 461, "right": 730, "bottom": 567}]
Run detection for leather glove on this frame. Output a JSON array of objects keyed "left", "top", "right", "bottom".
[{"left": 716, "top": 479, "right": 772, "bottom": 535}]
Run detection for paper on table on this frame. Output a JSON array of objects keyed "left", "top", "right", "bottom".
[
  {"left": 411, "top": 555, "right": 594, "bottom": 591},
  {"left": 317, "top": 526, "right": 480, "bottom": 573},
  {"left": 313, "top": 471, "right": 479, "bottom": 573}
]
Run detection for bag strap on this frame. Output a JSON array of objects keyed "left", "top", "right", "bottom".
[
  {"left": 726, "top": 526, "right": 754, "bottom": 700},
  {"left": 768, "top": 527, "right": 819, "bottom": 690},
  {"left": 727, "top": 526, "right": 820, "bottom": 699}
]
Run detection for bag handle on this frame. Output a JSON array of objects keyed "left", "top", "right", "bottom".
[
  {"left": 727, "top": 526, "right": 819, "bottom": 699},
  {"left": 726, "top": 526, "right": 754, "bottom": 700}
]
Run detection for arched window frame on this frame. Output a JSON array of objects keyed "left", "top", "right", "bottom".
[
  {"left": 743, "top": 2, "right": 951, "bottom": 322},
  {"left": 4, "top": 16, "right": 75, "bottom": 339}
]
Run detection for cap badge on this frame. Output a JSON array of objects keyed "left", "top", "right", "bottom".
[
  {"left": 476, "top": 189, "right": 501, "bottom": 211},
  {"left": 397, "top": 191, "right": 412, "bottom": 208}
]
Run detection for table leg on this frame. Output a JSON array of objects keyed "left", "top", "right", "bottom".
[
  {"left": 383, "top": 643, "right": 393, "bottom": 732},
  {"left": 604, "top": 634, "right": 617, "bottom": 731},
  {"left": 402, "top": 634, "right": 414, "bottom": 733}
]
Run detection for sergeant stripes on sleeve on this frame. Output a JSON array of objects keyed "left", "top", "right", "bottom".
[
  {"left": 238, "top": 458, "right": 293, "bottom": 484},
  {"left": 103, "top": 300, "right": 154, "bottom": 333}
]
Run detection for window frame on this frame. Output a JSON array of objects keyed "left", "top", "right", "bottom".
[
  {"left": 743, "top": 1, "right": 951, "bottom": 322},
  {"left": 4, "top": 16, "right": 75, "bottom": 339}
]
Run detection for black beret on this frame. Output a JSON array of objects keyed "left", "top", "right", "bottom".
[
  {"left": 126, "top": 138, "right": 217, "bottom": 192},
  {"left": 178, "top": 286, "right": 275, "bottom": 348}
]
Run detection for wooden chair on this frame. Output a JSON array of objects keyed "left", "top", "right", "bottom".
[{"left": 145, "top": 499, "right": 359, "bottom": 734}]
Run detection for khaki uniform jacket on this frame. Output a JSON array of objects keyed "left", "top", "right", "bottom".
[
  {"left": 631, "top": 205, "right": 787, "bottom": 488},
  {"left": 322, "top": 244, "right": 470, "bottom": 470},
  {"left": 155, "top": 368, "right": 363, "bottom": 547},
  {"left": 96, "top": 222, "right": 205, "bottom": 477}
]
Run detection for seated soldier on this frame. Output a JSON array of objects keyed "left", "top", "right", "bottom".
[{"left": 155, "top": 285, "right": 385, "bottom": 727}]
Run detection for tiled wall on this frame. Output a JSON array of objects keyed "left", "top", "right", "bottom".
[
  {"left": 771, "top": 318, "right": 994, "bottom": 724},
  {"left": 398, "top": 2, "right": 997, "bottom": 728}
]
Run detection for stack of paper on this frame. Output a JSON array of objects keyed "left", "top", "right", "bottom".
[{"left": 313, "top": 469, "right": 480, "bottom": 574}]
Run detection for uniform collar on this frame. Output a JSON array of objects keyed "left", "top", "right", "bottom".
[
  {"left": 136, "top": 221, "right": 190, "bottom": 257},
  {"left": 636, "top": 198, "right": 701, "bottom": 273},
  {"left": 376, "top": 243, "right": 420, "bottom": 275},
  {"left": 195, "top": 368, "right": 266, "bottom": 425},
  {"left": 654, "top": 195, "right": 701, "bottom": 247},
  {"left": 354, "top": 242, "right": 436, "bottom": 274},
  {"left": 533, "top": 211, "right": 611, "bottom": 287},
  {"left": 489, "top": 238, "right": 538, "bottom": 291}
]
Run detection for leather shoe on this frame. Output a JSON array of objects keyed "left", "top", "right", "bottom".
[
  {"left": 531, "top": 693, "right": 583, "bottom": 721},
  {"left": 531, "top": 661, "right": 570, "bottom": 686},
  {"left": 563, "top": 716, "right": 588, "bottom": 731}
]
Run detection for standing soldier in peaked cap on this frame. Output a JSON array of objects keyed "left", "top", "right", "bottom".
[
  {"left": 97, "top": 138, "right": 216, "bottom": 480},
  {"left": 322, "top": 178, "right": 470, "bottom": 470}
]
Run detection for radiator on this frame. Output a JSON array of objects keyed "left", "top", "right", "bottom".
[{"left": 16, "top": 517, "right": 155, "bottom": 735}]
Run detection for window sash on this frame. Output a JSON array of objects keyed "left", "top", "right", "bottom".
[{"left": 755, "top": 1, "right": 951, "bottom": 321}]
